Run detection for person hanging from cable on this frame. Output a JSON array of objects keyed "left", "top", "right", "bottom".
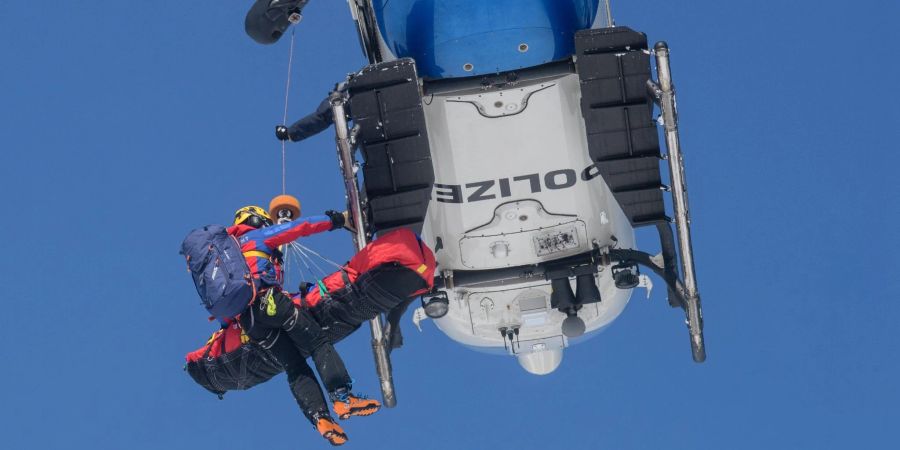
[
  {"left": 184, "top": 208, "right": 438, "bottom": 431},
  {"left": 228, "top": 205, "right": 380, "bottom": 446}
]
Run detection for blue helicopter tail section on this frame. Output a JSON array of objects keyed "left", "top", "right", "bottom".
[{"left": 373, "top": 0, "right": 600, "bottom": 79}]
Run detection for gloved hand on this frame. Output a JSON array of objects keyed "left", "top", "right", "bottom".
[
  {"left": 324, "top": 210, "right": 346, "bottom": 231},
  {"left": 275, "top": 125, "right": 291, "bottom": 141}
]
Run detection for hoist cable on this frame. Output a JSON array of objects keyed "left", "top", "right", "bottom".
[{"left": 280, "top": 27, "right": 297, "bottom": 194}]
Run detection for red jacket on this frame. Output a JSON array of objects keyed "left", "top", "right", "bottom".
[{"left": 227, "top": 215, "right": 334, "bottom": 291}]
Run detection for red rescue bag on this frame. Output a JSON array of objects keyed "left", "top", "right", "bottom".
[
  {"left": 299, "top": 228, "right": 435, "bottom": 307},
  {"left": 184, "top": 321, "right": 283, "bottom": 397}
]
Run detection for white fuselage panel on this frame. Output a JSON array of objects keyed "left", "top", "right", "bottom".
[{"left": 418, "top": 73, "right": 637, "bottom": 367}]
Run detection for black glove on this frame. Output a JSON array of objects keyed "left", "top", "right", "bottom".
[
  {"left": 275, "top": 125, "right": 291, "bottom": 141},
  {"left": 297, "top": 281, "right": 314, "bottom": 297},
  {"left": 324, "top": 210, "right": 345, "bottom": 231}
]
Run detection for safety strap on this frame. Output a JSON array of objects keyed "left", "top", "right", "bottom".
[
  {"left": 308, "top": 269, "right": 353, "bottom": 304},
  {"left": 200, "top": 330, "right": 220, "bottom": 359},
  {"left": 200, "top": 327, "right": 227, "bottom": 360},
  {"left": 220, "top": 329, "right": 228, "bottom": 355},
  {"left": 414, "top": 234, "right": 429, "bottom": 275},
  {"left": 316, "top": 279, "right": 330, "bottom": 300},
  {"left": 246, "top": 275, "right": 258, "bottom": 308}
]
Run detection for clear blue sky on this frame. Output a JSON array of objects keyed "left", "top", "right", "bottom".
[{"left": 1, "top": 1, "right": 898, "bottom": 449}]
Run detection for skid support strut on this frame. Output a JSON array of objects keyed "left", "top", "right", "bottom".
[
  {"left": 330, "top": 91, "right": 397, "bottom": 406},
  {"left": 652, "top": 42, "right": 706, "bottom": 362}
]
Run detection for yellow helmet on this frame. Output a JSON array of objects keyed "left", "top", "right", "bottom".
[{"left": 233, "top": 205, "right": 273, "bottom": 228}]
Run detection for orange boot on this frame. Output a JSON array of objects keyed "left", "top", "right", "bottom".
[
  {"left": 332, "top": 392, "right": 382, "bottom": 420},
  {"left": 314, "top": 414, "right": 348, "bottom": 446}
]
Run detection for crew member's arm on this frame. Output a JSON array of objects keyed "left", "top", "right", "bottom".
[
  {"left": 261, "top": 211, "right": 345, "bottom": 248},
  {"left": 276, "top": 79, "right": 351, "bottom": 143},
  {"left": 289, "top": 97, "right": 334, "bottom": 141}
]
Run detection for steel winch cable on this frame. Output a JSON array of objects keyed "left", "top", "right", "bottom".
[
  {"left": 294, "top": 242, "right": 343, "bottom": 271},
  {"left": 286, "top": 241, "right": 315, "bottom": 285},
  {"left": 280, "top": 27, "right": 297, "bottom": 195},
  {"left": 291, "top": 242, "right": 329, "bottom": 278}
]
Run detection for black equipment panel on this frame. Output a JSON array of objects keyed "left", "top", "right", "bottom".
[
  {"left": 575, "top": 27, "right": 667, "bottom": 226},
  {"left": 347, "top": 59, "right": 435, "bottom": 233}
]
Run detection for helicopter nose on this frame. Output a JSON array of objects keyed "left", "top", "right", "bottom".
[{"left": 517, "top": 349, "right": 563, "bottom": 375}]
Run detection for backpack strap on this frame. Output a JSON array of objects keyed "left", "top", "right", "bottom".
[
  {"left": 242, "top": 250, "right": 270, "bottom": 260},
  {"left": 245, "top": 274, "right": 259, "bottom": 308}
]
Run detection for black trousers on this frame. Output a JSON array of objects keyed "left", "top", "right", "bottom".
[
  {"left": 240, "top": 290, "right": 351, "bottom": 423},
  {"left": 311, "top": 264, "right": 429, "bottom": 344}
]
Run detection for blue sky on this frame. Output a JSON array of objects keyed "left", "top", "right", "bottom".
[{"left": 1, "top": 1, "right": 898, "bottom": 449}]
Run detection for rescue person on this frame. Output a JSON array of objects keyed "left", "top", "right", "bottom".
[{"left": 229, "top": 205, "right": 380, "bottom": 446}]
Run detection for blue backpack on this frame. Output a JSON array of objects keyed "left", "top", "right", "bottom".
[{"left": 180, "top": 225, "right": 256, "bottom": 321}]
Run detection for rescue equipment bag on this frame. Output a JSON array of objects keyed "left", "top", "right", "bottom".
[
  {"left": 185, "top": 321, "right": 283, "bottom": 397},
  {"left": 181, "top": 225, "right": 256, "bottom": 321}
]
